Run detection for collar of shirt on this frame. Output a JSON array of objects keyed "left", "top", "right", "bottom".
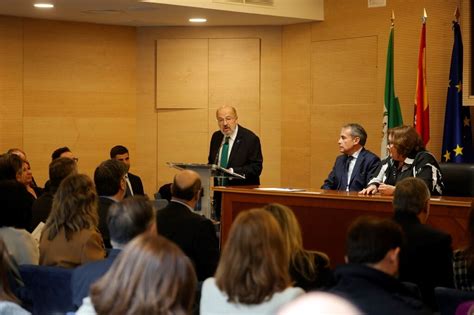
[
  {"left": 351, "top": 147, "right": 363, "bottom": 159},
  {"left": 171, "top": 198, "right": 195, "bottom": 212},
  {"left": 100, "top": 195, "right": 119, "bottom": 202}
]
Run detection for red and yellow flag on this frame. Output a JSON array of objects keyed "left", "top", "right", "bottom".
[{"left": 414, "top": 19, "right": 430, "bottom": 145}]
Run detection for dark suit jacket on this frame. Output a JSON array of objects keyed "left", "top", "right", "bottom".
[
  {"left": 71, "top": 249, "right": 120, "bottom": 308},
  {"left": 98, "top": 197, "right": 116, "bottom": 249},
  {"left": 208, "top": 125, "right": 263, "bottom": 186},
  {"left": 31, "top": 186, "right": 57, "bottom": 230},
  {"left": 394, "top": 211, "right": 454, "bottom": 310},
  {"left": 125, "top": 172, "right": 144, "bottom": 197},
  {"left": 321, "top": 148, "right": 380, "bottom": 191},
  {"left": 156, "top": 201, "right": 219, "bottom": 281}
]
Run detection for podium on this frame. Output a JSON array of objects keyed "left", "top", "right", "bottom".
[{"left": 167, "top": 162, "right": 245, "bottom": 219}]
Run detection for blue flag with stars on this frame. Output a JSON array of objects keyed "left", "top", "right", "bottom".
[{"left": 441, "top": 21, "right": 473, "bottom": 163}]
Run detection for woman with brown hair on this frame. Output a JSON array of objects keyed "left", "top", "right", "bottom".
[
  {"left": 360, "top": 125, "right": 443, "bottom": 196},
  {"left": 39, "top": 174, "right": 105, "bottom": 268},
  {"left": 263, "top": 203, "right": 333, "bottom": 291},
  {"left": 200, "top": 208, "right": 304, "bottom": 315},
  {"left": 76, "top": 233, "right": 197, "bottom": 315}
]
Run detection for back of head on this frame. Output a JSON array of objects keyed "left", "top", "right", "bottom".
[
  {"left": 47, "top": 174, "right": 98, "bottom": 240},
  {"left": 216, "top": 208, "right": 290, "bottom": 304},
  {"left": 388, "top": 125, "right": 425, "bottom": 157},
  {"left": 51, "top": 147, "right": 71, "bottom": 161},
  {"left": 107, "top": 196, "right": 155, "bottom": 246},
  {"left": 90, "top": 233, "right": 197, "bottom": 315},
  {"left": 110, "top": 145, "right": 128, "bottom": 159},
  {"left": 49, "top": 157, "right": 78, "bottom": 188},
  {"left": 0, "top": 180, "right": 32, "bottom": 228},
  {"left": 171, "top": 170, "right": 201, "bottom": 202},
  {"left": 0, "top": 154, "right": 22, "bottom": 181},
  {"left": 346, "top": 216, "right": 403, "bottom": 264},
  {"left": 343, "top": 123, "right": 368, "bottom": 146},
  {"left": 393, "top": 177, "right": 430, "bottom": 215},
  {"left": 94, "top": 159, "right": 127, "bottom": 196}
]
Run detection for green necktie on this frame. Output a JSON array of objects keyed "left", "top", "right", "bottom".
[{"left": 220, "top": 137, "right": 230, "bottom": 168}]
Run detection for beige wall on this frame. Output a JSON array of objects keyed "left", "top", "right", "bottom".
[{"left": 282, "top": 0, "right": 466, "bottom": 189}]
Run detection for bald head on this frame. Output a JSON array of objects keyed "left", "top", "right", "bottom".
[
  {"left": 171, "top": 170, "right": 202, "bottom": 202},
  {"left": 216, "top": 105, "right": 238, "bottom": 118}
]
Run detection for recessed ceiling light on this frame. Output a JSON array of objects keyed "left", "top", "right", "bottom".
[
  {"left": 34, "top": 3, "right": 54, "bottom": 8},
  {"left": 189, "top": 18, "right": 207, "bottom": 23}
]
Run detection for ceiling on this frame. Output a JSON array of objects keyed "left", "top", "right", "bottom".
[{"left": 0, "top": 0, "right": 314, "bottom": 27}]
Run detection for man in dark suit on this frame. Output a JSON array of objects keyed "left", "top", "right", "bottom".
[
  {"left": 393, "top": 177, "right": 454, "bottom": 310},
  {"left": 71, "top": 197, "right": 155, "bottom": 309},
  {"left": 322, "top": 123, "right": 380, "bottom": 191},
  {"left": 156, "top": 170, "right": 219, "bottom": 281},
  {"left": 110, "top": 145, "right": 145, "bottom": 196},
  {"left": 94, "top": 159, "right": 127, "bottom": 248},
  {"left": 208, "top": 105, "right": 263, "bottom": 186}
]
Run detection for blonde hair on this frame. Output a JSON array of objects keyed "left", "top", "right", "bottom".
[{"left": 263, "top": 203, "right": 317, "bottom": 283}]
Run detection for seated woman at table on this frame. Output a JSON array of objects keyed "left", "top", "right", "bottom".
[
  {"left": 359, "top": 125, "right": 443, "bottom": 196},
  {"left": 200, "top": 208, "right": 304, "bottom": 315},
  {"left": 263, "top": 203, "right": 333, "bottom": 291}
]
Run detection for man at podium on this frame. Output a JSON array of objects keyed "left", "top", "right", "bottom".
[{"left": 208, "top": 105, "right": 263, "bottom": 186}]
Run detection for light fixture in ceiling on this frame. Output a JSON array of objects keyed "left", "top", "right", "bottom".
[
  {"left": 34, "top": 3, "right": 54, "bottom": 8},
  {"left": 189, "top": 18, "right": 207, "bottom": 23}
]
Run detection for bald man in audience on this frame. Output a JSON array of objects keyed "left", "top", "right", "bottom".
[{"left": 156, "top": 170, "right": 219, "bottom": 281}]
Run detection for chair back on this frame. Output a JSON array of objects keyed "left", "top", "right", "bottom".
[
  {"left": 435, "top": 286, "right": 474, "bottom": 315},
  {"left": 15, "top": 264, "right": 73, "bottom": 315},
  {"left": 439, "top": 163, "right": 474, "bottom": 196}
]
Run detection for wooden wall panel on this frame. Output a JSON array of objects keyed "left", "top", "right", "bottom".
[{"left": 156, "top": 39, "right": 208, "bottom": 109}]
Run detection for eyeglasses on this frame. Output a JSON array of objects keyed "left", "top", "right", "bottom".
[{"left": 217, "top": 117, "right": 235, "bottom": 124}]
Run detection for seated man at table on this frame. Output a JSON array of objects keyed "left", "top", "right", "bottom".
[{"left": 322, "top": 123, "right": 380, "bottom": 191}]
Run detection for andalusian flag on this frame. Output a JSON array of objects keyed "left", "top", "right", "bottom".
[
  {"left": 414, "top": 13, "right": 430, "bottom": 145},
  {"left": 441, "top": 20, "right": 473, "bottom": 163},
  {"left": 381, "top": 20, "right": 403, "bottom": 157}
]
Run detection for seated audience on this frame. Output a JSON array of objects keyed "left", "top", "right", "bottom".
[
  {"left": 263, "top": 203, "right": 333, "bottom": 290},
  {"left": 76, "top": 233, "right": 197, "bottom": 315},
  {"left": 330, "top": 216, "right": 430, "bottom": 315},
  {"left": 0, "top": 238, "right": 30, "bottom": 314},
  {"left": 0, "top": 181, "right": 39, "bottom": 265},
  {"left": 110, "top": 145, "right": 145, "bottom": 197},
  {"left": 51, "top": 147, "right": 78, "bottom": 162},
  {"left": 156, "top": 170, "right": 219, "bottom": 281},
  {"left": 360, "top": 125, "right": 443, "bottom": 196},
  {"left": 31, "top": 157, "right": 77, "bottom": 230},
  {"left": 93, "top": 159, "right": 127, "bottom": 248},
  {"left": 393, "top": 177, "right": 453, "bottom": 309},
  {"left": 39, "top": 174, "right": 105, "bottom": 268},
  {"left": 71, "top": 196, "right": 155, "bottom": 308},
  {"left": 200, "top": 209, "right": 304, "bottom": 315},
  {"left": 453, "top": 205, "right": 474, "bottom": 291},
  {"left": 7, "top": 148, "right": 43, "bottom": 198}
]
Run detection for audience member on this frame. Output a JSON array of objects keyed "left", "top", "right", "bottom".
[
  {"left": 263, "top": 203, "right": 333, "bottom": 290},
  {"left": 393, "top": 177, "right": 453, "bottom": 309},
  {"left": 200, "top": 209, "right": 304, "bottom": 315},
  {"left": 39, "top": 174, "right": 105, "bottom": 268},
  {"left": 51, "top": 147, "right": 78, "bottom": 162},
  {"left": 0, "top": 238, "right": 30, "bottom": 314},
  {"left": 71, "top": 196, "right": 155, "bottom": 308},
  {"left": 15, "top": 160, "right": 41, "bottom": 199},
  {"left": 93, "top": 159, "right": 127, "bottom": 248},
  {"left": 110, "top": 145, "right": 144, "bottom": 196},
  {"left": 360, "top": 125, "right": 444, "bottom": 195},
  {"left": 31, "top": 157, "right": 77, "bottom": 230},
  {"left": 7, "top": 148, "right": 42, "bottom": 197},
  {"left": 321, "top": 123, "right": 380, "bottom": 191},
  {"left": 76, "top": 234, "right": 197, "bottom": 315},
  {"left": 330, "top": 216, "right": 430, "bottom": 315},
  {"left": 156, "top": 169, "right": 219, "bottom": 281},
  {"left": 0, "top": 181, "right": 38, "bottom": 265},
  {"left": 454, "top": 205, "right": 474, "bottom": 291}
]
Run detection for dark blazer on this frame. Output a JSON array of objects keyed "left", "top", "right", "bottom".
[
  {"left": 156, "top": 201, "right": 219, "bottom": 281},
  {"left": 321, "top": 148, "right": 380, "bottom": 191},
  {"left": 208, "top": 125, "right": 263, "bottom": 186},
  {"left": 97, "top": 197, "right": 116, "bottom": 249},
  {"left": 394, "top": 211, "right": 454, "bottom": 310},
  {"left": 125, "top": 172, "right": 144, "bottom": 197},
  {"left": 31, "top": 187, "right": 57, "bottom": 230},
  {"left": 71, "top": 249, "right": 120, "bottom": 308}
]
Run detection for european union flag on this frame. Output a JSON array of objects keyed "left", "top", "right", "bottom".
[{"left": 441, "top": 21, "right": 473, "bottom": 163}]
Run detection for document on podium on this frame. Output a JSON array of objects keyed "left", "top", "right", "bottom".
[{"left": 253, "top": 187, "right": 306, "bottom": 192}]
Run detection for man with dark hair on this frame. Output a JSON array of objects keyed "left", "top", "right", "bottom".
[
  {"left": 93, "top": 159, "right": 127, "bottom": 248},
  {"left": 322, "top": 123, "right": 380, "bottom": 191},
  {"left": 51, "top": 146, "right": 78, "bottom": 162},
  {"left": 330, "top": 216, "right": 430, "bottom": 315},
  {"left": 156, "top": 170, "right": 219, "bottom": 281},
  {"left": 31, "top": 157, "right": 77, "bottom": 229},
  {"left": 110, "top": 145, "right": 144, "bottom": 196},
  {"left": 393, "top": 177, "right": 453, "bottom": 310},
  {"left": 71, "top": 196, "right": 155, "bottom": 308}
]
